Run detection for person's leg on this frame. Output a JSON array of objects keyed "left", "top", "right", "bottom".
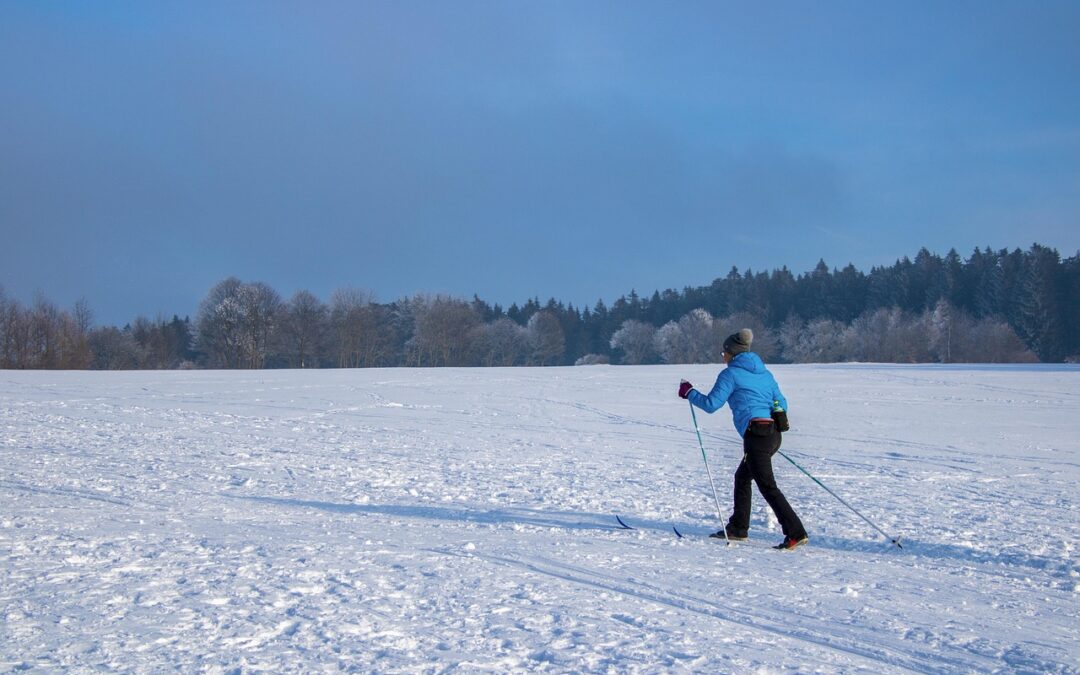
[
  {"left": 745, "top": 432, "right": 806, "bottom": 539},
  {"left": 727, "top": 450, "right": 753, "bottom": 536}
]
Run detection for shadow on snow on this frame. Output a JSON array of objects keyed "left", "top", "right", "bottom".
[
  {"left": 231, "top": 494, "right": 620, "bottom": 532},
  {"left": 228, "top": 494, "right": 1074, "bottom": 581}
]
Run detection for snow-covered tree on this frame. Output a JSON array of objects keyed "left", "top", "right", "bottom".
[
  {"left": 609, "top": 319, "right": 656, "bottom": 365},
  {"left": 655, "top": 309, "right": 714, "bottom": 364},
  {"left": 197, "top": 278, "right": 281, "bottom": 369},
  {"left": 779, "top": 316, "right": 847, "bottom": 363},
  {"left": 526, "top": 311, "right": 565, "bottom": 366},
  {"left": 472, "top": 318, "right": 528, "bottom": 367}
]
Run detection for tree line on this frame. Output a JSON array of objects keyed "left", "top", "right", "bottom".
[{"left": 1, "top": 243, "right": 1076, "bottom": 369}]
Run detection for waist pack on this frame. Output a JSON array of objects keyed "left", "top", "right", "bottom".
[{"left": 748, "top": 418, "right": 775, "bottom": 437}]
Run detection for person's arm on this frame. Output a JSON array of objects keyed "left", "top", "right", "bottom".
[
  {"left": 772, "top": 379, "right": 788, "bottom": 411},
  {"left": 689, "top": 370, "right": 734, "bottom": 413}
]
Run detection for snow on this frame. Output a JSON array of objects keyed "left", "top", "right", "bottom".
[{"left": 1, "top": 364, "right": 1078, "bottom": 673}]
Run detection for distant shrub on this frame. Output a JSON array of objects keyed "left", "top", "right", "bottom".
[{"left": 575, "top": 354, "right": 610, "bottom": 366}]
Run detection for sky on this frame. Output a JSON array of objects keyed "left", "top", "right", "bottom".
[{"left": 1, "top": 1, "right": 1079, "bottom": 326}]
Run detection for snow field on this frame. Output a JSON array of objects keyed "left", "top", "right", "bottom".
[{"left": 1, "top": 365, "right": 1078, "bottom": 672}]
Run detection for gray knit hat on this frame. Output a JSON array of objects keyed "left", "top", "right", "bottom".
[{"left": 723, "top": 328, "right": 753, "bottom": 355}]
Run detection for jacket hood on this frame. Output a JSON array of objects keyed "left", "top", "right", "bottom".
[{"left": 729, "top": 351, "right": 766, "bottom": 374}]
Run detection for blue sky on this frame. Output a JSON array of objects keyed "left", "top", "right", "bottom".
[{"left": 2, "top": 2, "right": 1078, "bottom": 325}]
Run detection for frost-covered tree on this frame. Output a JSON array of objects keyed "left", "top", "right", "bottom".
[
  {"left": 574, "top": 353, "right": 610, "bottom": 365},
  {"left": 653, "top": 321, "right": 683, "bottom": 364},
  {"left": 197, "top": 278, "right": 281, "bottom": 369},
  {"left": 714, "top": 312, "right": 777, "bottom": 362},
  {"left": 526, "top": 311, "right": 565, "bottom": 366},
  {"left": 846, "top": 308, "right": 932, "bottom": 363},
  {"left": 806, "top": 319, "right": 848, "bottom": 363},
  {"left": 954, "top": 316, "right": 1036, "bottom": 363},
  {"left": 845, "top": 308, "right": 898, "bottom": 362},
  {"left": 779, "top": 316, "right": 847, "bottom": 363},
  {"left": 777, "top": 315, "right": 804, "bottom": 363},
  {"left": 197, "top": 278, "right": 244, "bottom": 368},
  {"left": 609, "top": 319, "right": 656, "bottom": 365},
  {"left": 655, "top": 309, "right": 714, "bottom": 364},
  {"left": 928, "top": 299, "right": 956, "bottom": 363},
  {"left": 472, "top": 317, "right": 528, "bottom": 367}
]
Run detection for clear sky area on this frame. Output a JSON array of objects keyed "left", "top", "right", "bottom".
[{"left": 2, "top": 2, "right": 1078, "bottom": 326}]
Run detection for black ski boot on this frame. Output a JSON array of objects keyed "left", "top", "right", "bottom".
[{"left": 709, "top": 527, "right": 748, "bottom": 541}]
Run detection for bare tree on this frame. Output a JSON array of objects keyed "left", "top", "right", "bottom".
[
  {"left": 124, "top": 315, "right": 194, "bottom": 368},
  {"left": 0, "top": 292, "right": 92, "bottom": 369},
  {"left": 279, "top": 290, "right": 327, "bottom": 368},
  {"left": 0, "top": 287, "right": 23, "bottom": 368},
  {"left": 89, "top": 326, "right": 144, "bottom": 370},
  {"left": 237, "top": 282, "right": 282, "bottom": 369},
  {"left": 29, "top": 295, "right": 61, "bottom": 368},
  {"left": 130, "top": 316, "right": 166, "bottom": 368},
  {"left": 330, "top": 288, "right": 370, "bottom": 368},
  {"left": 329, "top": 288, "right": 396, "bottom": 367},
  {"left": 57, "top": 300, "right": 94, "bottom": 369},
  {"left": 360, "top": 303, "right": 401, "bottom": 367},
  {"left": 408, "top": 295, "right": 480, "bottom": 367}
]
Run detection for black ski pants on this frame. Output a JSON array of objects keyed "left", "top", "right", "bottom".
[{"left": 727, "top": 422, "right": 806, "bottom": 539}]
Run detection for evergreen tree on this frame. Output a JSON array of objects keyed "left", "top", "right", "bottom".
[
  {"left": 1015, "top": 245, "right": 1063, "bottom": 361},
  {"left": 1061, "top": 252, "right": 1080, "bottom": 359},
  {"left": 833, "top": 263, "right": 867, "bottom": 322}
]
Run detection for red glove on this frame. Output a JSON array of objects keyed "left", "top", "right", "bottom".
[{"left": 678, "top": 380, "right": 693, "bottom": 399}]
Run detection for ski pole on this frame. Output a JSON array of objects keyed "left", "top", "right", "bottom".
[
  {"left": 688, "top": 399, "right": 730, "bottom": 544},
  {"left": 777, "top": 450, "right": 903, "bottom": 549}
]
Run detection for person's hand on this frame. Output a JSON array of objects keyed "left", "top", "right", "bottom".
[{"left": 678, "top": 380, "right": 693, "bottom": 399}]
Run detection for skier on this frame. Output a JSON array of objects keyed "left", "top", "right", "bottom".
[{"left": 678, "top": 328, "right": 809, "bottom": 550}]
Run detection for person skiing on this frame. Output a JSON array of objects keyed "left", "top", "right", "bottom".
[{"left": 678, "top": 328, "right": 809, "bottom": 550}]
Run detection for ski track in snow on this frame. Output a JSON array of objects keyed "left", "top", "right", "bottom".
[{"left": 1, "top": 365, "right": 1078, "bottom": 673}]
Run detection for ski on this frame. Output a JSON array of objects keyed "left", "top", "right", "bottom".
[
  {"left": 615, "top": 516, "right": 810, "bottom": 549},
  {"left": 615, "top": 515, "right": 684, "bottom": 538}
]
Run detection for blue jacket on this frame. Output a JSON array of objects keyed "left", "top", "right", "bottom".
[{"left": 688, "top": 352, "right": 788, "bottom": 436}]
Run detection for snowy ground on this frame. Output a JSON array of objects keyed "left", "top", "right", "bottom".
[{"left": 1, "top": 364, "right": 1078, "bottom": 673}]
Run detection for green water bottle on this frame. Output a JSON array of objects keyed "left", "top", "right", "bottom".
[{"left": 771, "top": 400, "right": 789, "bottom": 432}]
